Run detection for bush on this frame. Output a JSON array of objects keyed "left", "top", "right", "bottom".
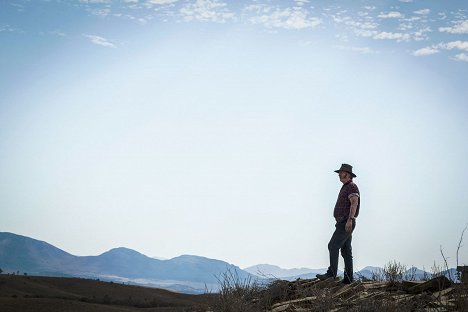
[{"left": 212, "top": 268, "right": 267, "bottom": 312}]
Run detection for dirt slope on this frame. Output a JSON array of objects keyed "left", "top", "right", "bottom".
[{"left": 0, "top": 274, "right": 214, "bottom": 312}]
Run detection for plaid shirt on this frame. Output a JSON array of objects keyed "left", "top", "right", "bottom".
[{"left": 333, "top": 180, "right": 360, "bottom": 221}]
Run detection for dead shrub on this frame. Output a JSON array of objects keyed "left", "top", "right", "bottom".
[{"left": 212, "top": 268, "right": 266, "bottom": 312}]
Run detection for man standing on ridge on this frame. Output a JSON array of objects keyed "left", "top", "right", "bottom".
[{"left": 316, "top": 163, "right": 360, "bottom": 284}]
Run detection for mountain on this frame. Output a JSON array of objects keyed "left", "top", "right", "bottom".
[
  {"left": 1, "top": 232, "right": 460, "bottom": 294},
  {"left": 0, "top": 232, "right": 253, "bottom": 293},
  {"left": 244, "top": 264, "right": 328, "bottom": 280},
  {"left": 246, "top": 264, "right": 460, "bottom": 283},
  {"left": 0, "top": 232, "right": 76, "bottom": 276},
  {"left": 355, "top": 266, "right": 459, "bottom": 282},
  {"left": 355, "top": 266, "right": 381, "bottom": 280}
]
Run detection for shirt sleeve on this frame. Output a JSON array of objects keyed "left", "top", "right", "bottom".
[{"left": 347, "top": 183, "right": 360, "bottom": 199}]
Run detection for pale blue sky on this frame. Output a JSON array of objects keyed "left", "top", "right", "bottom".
[{"left": 1, "top": 0, "right": 467, "bottom": 271}]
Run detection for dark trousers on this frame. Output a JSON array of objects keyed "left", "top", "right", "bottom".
[{"left": 327, "top": 219, "right": 356, "bottom": 280}]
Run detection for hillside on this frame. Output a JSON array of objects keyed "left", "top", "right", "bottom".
[{"left": 0, "top": 274, "right": 214, "bottom": 312}]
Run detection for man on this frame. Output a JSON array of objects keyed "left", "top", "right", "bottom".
[{"left": 316, "top": 163, "right": 360, "bottom": 284}]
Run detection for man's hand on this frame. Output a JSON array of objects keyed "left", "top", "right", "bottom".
[{"left": 345, "top": 219, "right": 353, "bottom": 233}]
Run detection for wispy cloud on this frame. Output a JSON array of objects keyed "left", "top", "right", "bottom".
[
  {"left": 378, "top": 11, "right": 403, "bottom": 19},
  {"left": 414, "top": 9, "right": 430, "bottom": 16},
  {"left": 10, "top": 3, "right": 25, "bottom": 12},
  {"left": 373, "top": 31, "right": 410, "bottom": 42},
  {"left": 414, "top": 27, "right": 432, "bottom": 41},
  {"left": 148, "top": 0, "right": 178, "bottom": 4},
  {"left": 89, "top": 8, "right": 111, "bottom": 17},
  {"left": 438, "top": 40, "right": 468, "bottom": 52},
  {"left": 413, "top": 41, "right": 468, "bottom": 59},
  {"left": 335, "top": 45, "right": 376, "bottom": 54},
  {"left": 79, "top": 0, "right": 112, "bottom": 3},
  {"left": 180, "top": 0, "right": 234, "bottom": 23},
  {"left": 246, "top": 6, "right": 321, "bottom": 30},
  {"left": 48, "top": 30, "right": 67, "bottom": 37},
  {"left": 413, "top": 47, "right": 439, "bottom": 56},
  {"left": 83, "top": 34, "right": 116, "bottom": 48},
  {"left": 439, "top": 20, "right": 468, "bottom": 34},
  {"left": 454, "top": 53, "right": 468, "bottom": 62},
  {"left": 294, "top": 0, "right": 309, "bottom": 6},
  {"left": 0, "top": 25, "right": 24, "bottom": 34}
]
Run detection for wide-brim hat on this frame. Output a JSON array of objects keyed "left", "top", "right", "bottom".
[{"left": 334, "top": 163, "right": 357, "bottom": 178}]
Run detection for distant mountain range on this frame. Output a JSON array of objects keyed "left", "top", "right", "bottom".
[
  {"left": 244, "top": 264, "right": 328, "bottom": 279},
  {"left": 245, "top": 263, "right": 457, "bottom": 282},
  {"left": 0, "top": 232, "right": 458, "bottom": 293},
  {"left": 0, "top": 232, "right": 251, "bottom": 294}
]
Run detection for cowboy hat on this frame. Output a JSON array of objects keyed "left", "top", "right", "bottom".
[{"left": 334, "top": 163, "right": 357, "bottom": 178}]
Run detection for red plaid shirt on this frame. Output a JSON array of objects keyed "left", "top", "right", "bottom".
[{"left": 333, "top": 180, "right": 360, "bottom": 221}]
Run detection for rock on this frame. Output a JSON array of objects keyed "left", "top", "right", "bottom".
[
  {"left": 457, "top": 266, "right": 468, "bottom": 284},
  {"left": 262, "top": 276, "right": 462, "bottom": 312},
  {"left": 407, "top": 276, "right": 452, "bottom": 294}
]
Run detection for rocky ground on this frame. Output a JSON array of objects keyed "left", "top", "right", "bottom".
[{"left": 261, "top": 276, "right": 467, "bottom": 312}]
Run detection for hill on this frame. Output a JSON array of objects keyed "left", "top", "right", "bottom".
[
  {"left": 0, "top": 274, "right": 214, "bottom": 312},
  {"left": 0, "top": 232, "right": 252, "bottom": 294}
]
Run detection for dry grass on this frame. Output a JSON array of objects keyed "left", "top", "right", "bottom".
[
  {"left": 211, "top": 268, "right": 268, "bottom": 312},
  {"left": 0, "top": 274, "right": 213, "bottom": 312}
]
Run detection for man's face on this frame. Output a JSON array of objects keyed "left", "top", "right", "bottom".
[{"left": 338, "top": 170, "right": 350, "bottom": 183}]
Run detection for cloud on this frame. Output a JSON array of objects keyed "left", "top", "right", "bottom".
[
  {"left": 352, "top": 28, "right": 379, "bottom": 39},
  {"left": 439, "top": 20, "right": 468, "bottom": 34},
  {"left": 413, "top": 47, "right": 439, "bottom": 56},
  {"left": 10, "top": 3, "right": 25, "bottom": 12},
  {"left": 294, "top": 0, "right": 309, "bottom": 6},
  {"left": 438, "top": 41, "right": 468, "bottom": 52},
  {"left": 414, "top": 9, "right": 430, "bottom": 15},
  {"left": 410, "top": 26, "right": 432, "bottom": 41},
  {"left": 399, "top": 0, "right": 413, "bottom": 2},
  {"left": 180, "top": 0, "right": 234, "bottom": 23},
  {"left": 147, "top": 0, "right": 178, "bottom": 4},
  {"left": 79, "top": 0, "right": 111, "bottom": 3},
  {"left": 89, "top": 8, "right": 111, "bottom": 17},
  {"left": 378, "top": 11, "right": 403, "bottom": 19},
  {"left": 335, "top": 45, "right": 375, "bottom": 54},
  {"left": 331, "top": 13, "right": 378, "bottom": 30},
  {"left": 247, "top": 6, "right": 321, "bottom": 30},
  {"left": 373, "top": 31, "right": 410, "bottom": 41},
  {"left": 83, "top": 34, "right": 116, "bottom": 48},
  {"left": 0, "top": 25, "right": 23, "bottom": 33},
  {"left": 49, "top": 30, "right": 67, "bottom": 37},
  {"left": 413, "top": 41, "right": 468, "bottom": 59},
  {"left": 0, "top": 25, "right": 14, "bottom": 32},
  {"left": 454, "top": 53, "right": 468, "bottom": 62}
]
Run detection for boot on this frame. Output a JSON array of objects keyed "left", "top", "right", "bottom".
[
  {"left": 342, "top": 270, "right": 354, "bottom": 284},
  {"left": 316, "top": 272, "right": 334, "bottom": 280}
]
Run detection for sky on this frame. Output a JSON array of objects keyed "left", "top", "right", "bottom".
[{"left": 1, "top": 0, "right": 468, "bottom": 272}]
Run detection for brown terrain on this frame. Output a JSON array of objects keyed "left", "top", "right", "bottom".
[
  {"left": 215, "top": 267, "right": 468, "bottom": 311},
  {"left": 263, "top": 276, "right": 464, "bottom": 311},
  {"left": 2, "top": 271, "right": 468, "bottom": 311},
  {"left": 0, "top": 274, "right": 215, "bottom": 312}
]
